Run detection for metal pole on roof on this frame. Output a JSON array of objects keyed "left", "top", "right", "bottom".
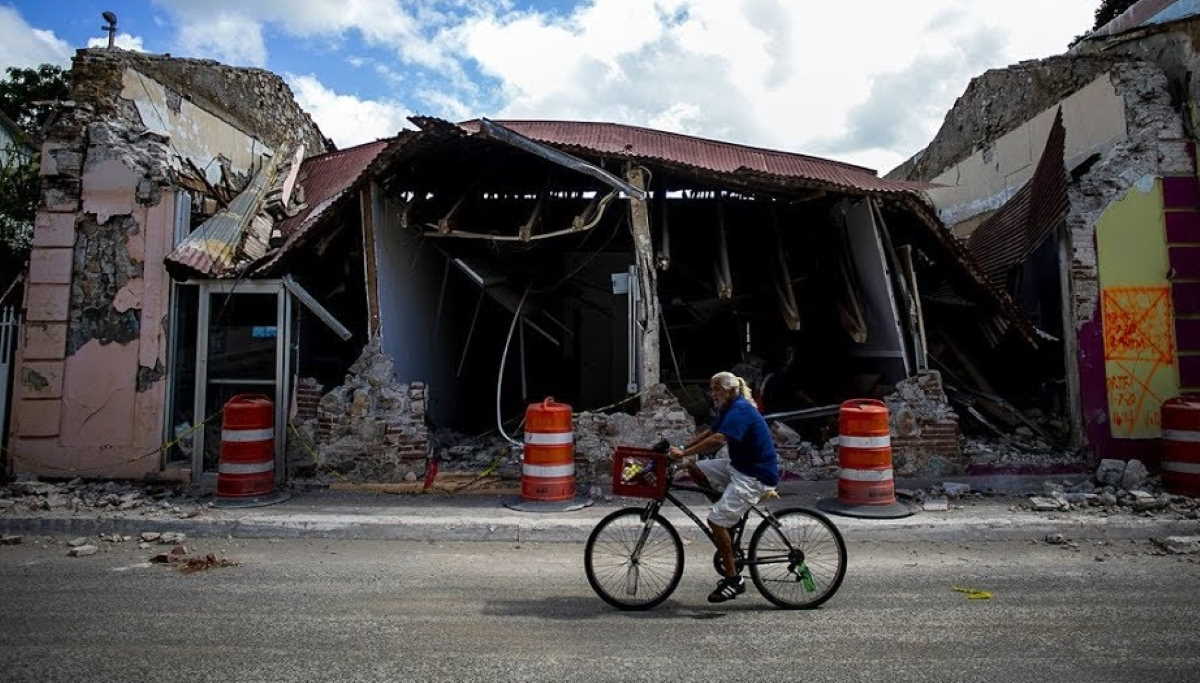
[{"left": 101, "top": 12, "right": 118, "bottom": 49}]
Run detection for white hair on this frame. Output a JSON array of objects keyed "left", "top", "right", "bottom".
[{"left": 711, "top": 371, "right": 754, "bottom": 401}]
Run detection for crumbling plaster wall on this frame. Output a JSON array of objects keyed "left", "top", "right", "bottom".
[
  {"left": 8, "top": 48, "right": 328, "bottom": 479},
  {"left": 892, "top": 50, "right": 1191, "bottom": 461}
]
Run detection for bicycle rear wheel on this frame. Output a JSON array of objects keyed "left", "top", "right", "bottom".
[
  {"left": 748, "top": 507, "right": 847, "bottom": 609},
  {"left": 584, "top": 507, "right": 684, "bottom": 610}
]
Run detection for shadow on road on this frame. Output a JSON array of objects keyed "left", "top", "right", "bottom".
[{"left": 482, "top": 595, "right": 775, "bottom": 620}]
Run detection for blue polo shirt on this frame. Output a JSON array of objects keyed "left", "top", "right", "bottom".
[{"left": 710, "top": 396, "right": 779, "bottom": 486}]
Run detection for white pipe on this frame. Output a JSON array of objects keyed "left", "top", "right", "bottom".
[{"left": 497, "top": 286, "right": 531, "bottom": 447}]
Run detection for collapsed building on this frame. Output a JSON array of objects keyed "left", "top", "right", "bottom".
[
  {"left": 890, "top": 0, "right": 1200, "bottom": 467},
  {"left": 6, "top": 43, "right": 1062, "bottom": 488}
]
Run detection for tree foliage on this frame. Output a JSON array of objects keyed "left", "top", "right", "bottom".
[
  {"left": 1093, "top": 0, "right": 1140, "bottom": 31},
  {"left": 0, "top": 64, "right": 70, "bottom": 138},
  {"left": 0, "top": 64, "right": 70, "bottom": 281}
]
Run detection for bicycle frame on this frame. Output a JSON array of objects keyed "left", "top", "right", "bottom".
[{"left": 630, "top": 474, "right": 795, "bottom": 569}]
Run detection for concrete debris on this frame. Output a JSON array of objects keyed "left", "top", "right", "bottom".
[
  {"left": 1120, "top": 459, "right": 1149, "bottom": 492},
  {"left": 140, "top": 532, "right": 161, "bottom": 542},
  {"left": 0, "top": 534, "right": 22, "bottom": 545},
  {"left": 1044, "top": 533, "right": 1068, "bottom": 545},
  {"left": 0, "top": 479, "right": 200, "bottom": 518},
  {"left": 962, "top": 437, "right": 1082, "bottom": 471},
  {"left": 158, "top": 532, "right": 186, "bottom": 545},
  {"left": 1152, "top": 536, "right": 1200, "bottom": 555},
  {"left": 68, "top": 545, "right": 98, "bottom": 557},
  {"left": 1095, "top": 459, "right": 1126, "bottom": 486},
  {"left": 1029, "top": 496, "right": 1068, "bottom": 512},
  {"left": 923, "top": 496, "right": 950, "bottom": 512},
  {"left": 138, "top": 542, "right": 151, "bottom": 550},
  {"left": 67, "top": 537, "right": 89, "bottom": 547}
]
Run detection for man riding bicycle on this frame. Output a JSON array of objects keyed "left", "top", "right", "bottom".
[{"left": 670, "top": 371, "right": 780, "bottom": 603}]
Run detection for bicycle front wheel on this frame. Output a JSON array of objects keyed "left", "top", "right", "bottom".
[
  {"left": 748, "top": 507, "right": 847, "bottom": 609},
  {"left": 584, "top": 507, "right": 684, "bottom": 611}
]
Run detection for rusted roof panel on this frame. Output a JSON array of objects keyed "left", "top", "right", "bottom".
[
  {"left": 967, "top": 108, "right": 1069, "bottom": 291},
  {"left": 457, "top": 119, "right": 934, "bottom": 196},
  {"left": 252, "top": 138, "right": 394, "bottom": 275}
]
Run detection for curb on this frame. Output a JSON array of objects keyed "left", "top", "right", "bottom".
[{"left": 2, "top": 511, "right": 1197, "bottom": 543}]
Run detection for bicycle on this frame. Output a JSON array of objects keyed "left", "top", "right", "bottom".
[{"left": 584, "top": 444, "right": 847, "bottom": 611}]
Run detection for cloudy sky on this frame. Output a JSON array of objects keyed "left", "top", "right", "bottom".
[{"left": 1, "top": 0, "right": 1097, "bottom": 173}]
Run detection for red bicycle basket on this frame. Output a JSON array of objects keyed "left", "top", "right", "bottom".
[{"left": 611, "top": 446, "right": 669, "bottom": 498}]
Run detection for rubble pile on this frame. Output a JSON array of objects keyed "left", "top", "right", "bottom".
[
  {"left": 292, "top": 340, "right": 429, "bottom": 483},
  {"left": 430, "top": 430, "right": 520, "bottom": 479},
  {"left": 0, "top": 478, "right": 204, "bottom": 517},
  {"left": 1021, "top": 458, "right": 1200, "bottom": 518},
  {"left": 573, "top": 384, "right": 697, "bottom": 486},
  {"left": 884, "top": 371, "right": 963, "bottom": 477},
  {"left": 771, "top": 422, "right": 837, "bottom": 481},
  {"left": 963, "top": 437, "right": 1082, "bottom": 471}
]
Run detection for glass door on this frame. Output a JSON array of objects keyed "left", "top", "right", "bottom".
[{"left": 191, "top": 281, "right": 290, "bottom": 480}]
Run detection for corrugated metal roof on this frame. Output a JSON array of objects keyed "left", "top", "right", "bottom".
[
  {"left": 165, "top": 164, "right": 272, "bottom": 278},
  {"left": 967, "top": 109, "right": 1069, "bottom": 292},
  {"left": 251, "top": 138, "right": 393, "bottom": 275},
  {"left": 457, "top": 119, "right": 934, "bottom": 196}
]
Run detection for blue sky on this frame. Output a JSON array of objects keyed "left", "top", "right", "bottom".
[{"left": 0, "top": 0, "right": 1097, "bottom": 172}]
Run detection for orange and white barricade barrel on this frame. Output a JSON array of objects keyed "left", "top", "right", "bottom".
[
  {"left": 1162, "top": 398, "right": 1200, "bottom": 496},
  {"left": 521, "top": 397, "right": 576, "bottom": 502},
  {"left": 818, "top": 399, "right": 913, "bottom": 519},
  {"left": 215, "top": 394, "right": 289, "bottom": 507}
]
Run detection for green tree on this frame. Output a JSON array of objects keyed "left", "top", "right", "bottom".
[
  {"left": 0, "top": 64, "right": 70, "bottom": 285},
  {"left": 1093, "top": 0, "right": 1139, "bottom": 30},
  {"left": 0, "top": 64, "right": 70, "bottom": 137}
]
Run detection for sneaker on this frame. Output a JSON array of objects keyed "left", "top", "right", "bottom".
[{"left": 707, "top": 575, "right": 746, "bottom": 603}]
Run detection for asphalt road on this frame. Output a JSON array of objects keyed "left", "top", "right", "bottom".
[{"left": 1, "top": 534, "right": 1198, "bottom": 682}]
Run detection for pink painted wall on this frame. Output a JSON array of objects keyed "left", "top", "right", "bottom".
[{"left": 8, "top": 187, "right": 176, "bottom": 480}]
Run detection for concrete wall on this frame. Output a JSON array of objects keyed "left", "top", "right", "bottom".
[
  {"left": 1094, "top": 177, "right": 1179, "bottom": 438},
  {"left": 926, "top": 74, "right": 1128, "bottom": 231}
]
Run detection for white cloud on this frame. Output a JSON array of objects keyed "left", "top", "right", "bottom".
[
  {"left": 150, "top": 0, "right": 1097, "bottom": 172},
  {"left": 177, "top": 12, "right": 267, "bottom": 66},
  {"left": 86, "top": 33, "right": 147, "bottom": 52},
  {"left": 287, "top": 74, "right": 411, "bottom": 148},
  {"left": 155, "top": 0, "right": 487, "bottom": 72},
  {"left": 0, "top": 5, "right": 72, "bottom": 71},
  {"left": 450, "top": 0, "right": 1096, "bottom": 171}
]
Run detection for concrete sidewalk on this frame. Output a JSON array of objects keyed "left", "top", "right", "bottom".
[{"left": 2, "top": 474, "right": 1197, "bottom": 543}]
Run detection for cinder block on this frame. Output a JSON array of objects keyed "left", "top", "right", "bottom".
[
  {"left": 18, "top": 361, "right": 64, "bottom": 399},
  {"left": 28, "top": 248, "right": 74, "bottom": 284},
  {"left": 23, "top": 323, "right": 68, "bottom": 360},
  {"left": 32, "top": 212, "right": 76, "bottom": 248},
  {"left": 25, "top": 284, "right": 70, "bottom": 322}
]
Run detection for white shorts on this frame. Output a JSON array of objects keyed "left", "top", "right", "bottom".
[{"left": 695, "top": 458, "right": 774, "bottom": 528}]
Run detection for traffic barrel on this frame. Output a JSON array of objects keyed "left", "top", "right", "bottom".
[
  {"left": 520, "top": 397, "right": 576, "bottom": 502},
  {"left": 818, "top": 399, "right": 913, "bottom": 519},
  {"left": 1162, "top": 398, "right": 1200, "bottom": 496},
  {"left": 214, "top": 394, "right": 289, "bottom": 507}
]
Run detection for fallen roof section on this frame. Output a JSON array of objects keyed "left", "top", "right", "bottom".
[
  {"left": 252, "top": 138, "right": 397, "bottom": 275},
  {"left": 966, "top": 109, "right": 1069, "bottom": 292}
]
